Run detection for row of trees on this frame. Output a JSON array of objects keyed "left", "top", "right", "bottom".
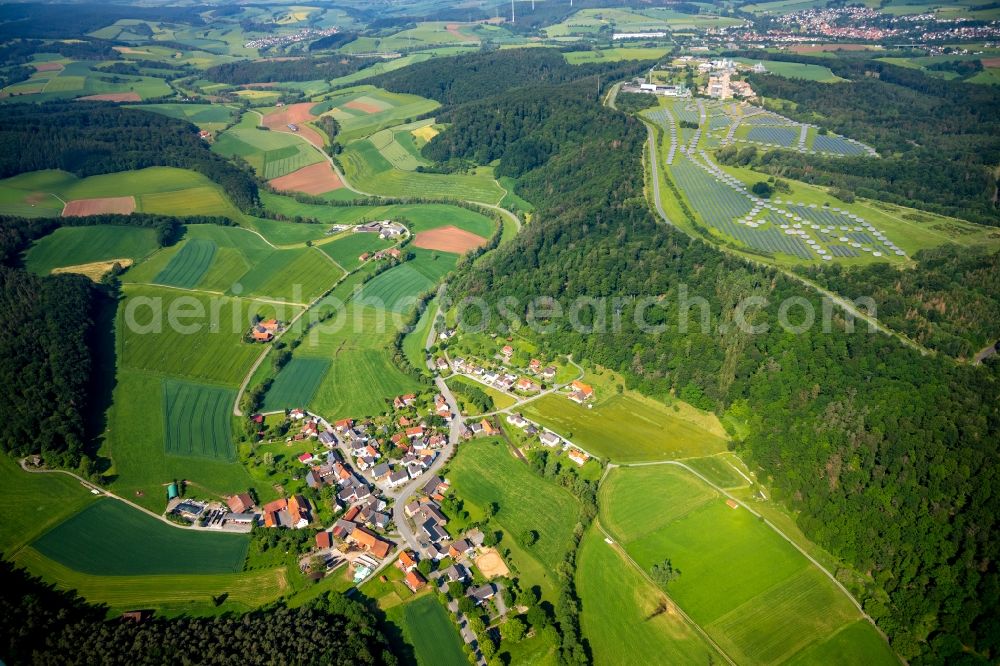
[
  {"left": 410, "top": 49, "right": 1000, "bottom": 663},
  {"left": 204, "top": 56, "right": 368, "bottom": 84}
]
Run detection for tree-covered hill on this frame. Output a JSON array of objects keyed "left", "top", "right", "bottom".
[{"left": 413, "top": 50, "right": 1000, "bottom": 663}]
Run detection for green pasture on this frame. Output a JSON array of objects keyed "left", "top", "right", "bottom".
[
  {"left": 243, "top": 215, "right": 333, "bottom": 245},
  {"left": 231, "top": 247, "right": 343, "bottom": 303},
  {"left": 599, "top": 465, "right": 894, "bottom": 665},
  {"left": 117, "top": 284, "right": 276, "bottom": 385},
  {"left": 213, "top": 123, "right": 322, "bottom": 179},
  {"left": 0, "top": 456, "right": 98, "bottom": 554},
  {"left": 576, "top": 527, "right": 720, "bottom": 665},
  {"left": 102, "top": 369, "right": 261, "bottom": 513},
  {"left": 287, "top": 303, "right": 421, "bottom": 419},
  {"left": 788, "top": 620, "right": 899, "bottom": 665},
  {"left": 154, "top": 238, "right": 217, "bottom": 288},
  {"left": 385, "top": 595, "right": 468, "bottom": 666},
  {"left": 262, "top": 357, "right": 331, "bottom": 412},
  {"left": 402, "top": 298, "right": 436, "bottom": 368},
  {"left": 0, "top": 60, "right": 171, "bottom": 101},
  {"left": 342, "top": 138, "right": 504, "bottom": 203},
  {"left": 733, "top": 58, "right": 844, "bottom": 82},
  {"left": 24, "top": 226, "right": 159, "bottom": 275},
  {"left": 163, "top": 379, "right": 236, "bottom": 460},
  {"left": 313, "top": 86, "right": 439, "bottom": 143},
  {"left": 319, "top": 233, "right": 394, "bottom": 271},
  {"left": 564, "top": 47, "right": 671, "bottom": 64},
  {"left": 368, "top": 120, "right": 432, "bottom": 171},
  {"left": 446, "top": 375, "right": 517, "bottom": 413},
  {"left": 13, "top": 547, "right": 286, "bottom": 616},
  {"left": 136, "top": 104, "right": 238, "bottom": 131},
  {"left": 683, "top": 453, "right": 751, "bottom": 489},
  {"left": 523, "top": 391, "right": 728, "bottom": 462},
  {"left": 354, "top": 249, "right": 456, "bottom": 313},
  {"left": 448, "top": 438, "right": 580, "bottom": 572},
  {"left": 32, "top": 498, "right": 248, "bottom": 575}
]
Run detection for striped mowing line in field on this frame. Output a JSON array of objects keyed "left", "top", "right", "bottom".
[
  {"left": 153, "top": 239, "right": 217, "bottom": 289},
  {"left": 163, "top": 379, "right": 236, "bottom": 460}
]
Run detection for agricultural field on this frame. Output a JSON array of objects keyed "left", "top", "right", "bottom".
[
  {"left": 354, "top": 249, "right": 457, "bottom": 313},
  {"left": 447, "top": 438, "right": 581, "bottom": 573},
  {"left": 0, "top": 456, "right": 98, "bottom": 554},
  {"left": 243, "top": 214, "right": 335, "bottom": 245},
  {"left": 564, "top": 47, "right": 672, "bottom": 64},
  {"left": 545, "top": 7, "right": 743, "bottom": 37},
  {"left": 32, "top": 499, "right": 249, "bottom": 575},
  {"left": 136, "top": 104, "right": 238, "bottom": 131},
  {"left": 311, "top": 86, "right": 440, "bottom": 143},
  {"left": 599, "top": 465, "right": 896, "bottom": 665},
  {"left": 24, "top": 226, "right": 159, "bottom": 276},
  {"left": 342, "top": 137, "right": 505, "bottom": 203},
  {"left": 576, "top": 527, "right": 720, "bottom": 665},
  {"left": 213, "top": 114, "right": 323, "bottom": 179},
  {"left": 319, "top": 232, "right": 394, "bottom": 271},
  {"left": 384, "top": 595, "right": 468, "bottom": 666},
  {"left": 733, "top": 57, "right": 845, "bottom": 82},
  {"left": 0, "top": 167, "right": 243, "bottom": 220},
  {"left": 261, "top": 357, "right": 331, "bottom": 412},
  {"left": 402, "top": 298, "right": 436, "bottom": 369},
  {"left": 162, "top": 379, "right": 236, "bottom": 460},
  {"left": 523, "top": 390, "right": 728, "bottom": 462},
  {"left": 13, "top": 547, "right": 286, "bottom": 616},
  {"left": 0, "top": 59, "right": 171, "bottom": 102}
]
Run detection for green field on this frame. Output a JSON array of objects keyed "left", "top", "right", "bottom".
[
  {"left": 599, "top": 465, "right": 895, "bottom": 665},
  {"left": 213, "top": 118, "right": 323, "bottom": 179},
  {"left": 576, "top": 527, "right": 720, "bottom": 665},
  {"left": 154, "top": 238, "right": 217, "bottom": 288},
  {"left": 319, "top": 232, "right": 394, "bottom": 271},
  {"left": 312, "top": 86, "right": 440, "bottom": 143},
  {"left": 24, "top": 226, "right": 159, "bottom": 275},
  {"left": 32, "top": 499, "right": 249, "bottom": 575},
  {"left": 734, "top": 58, "right": 845, "bottom": 82},
  {"left": 137, "top": 104, "right": 238, "bottom": 131},
  {"left": 448, "top": 438, "right": 580, "bottom": 572},
  {"left": 523, "top": 391, "right": 728, "bottom": 462},
  {"left": 244, "top": 215, "right": 334, "bottom": 245},
  {"left": 13, "top": 547, "right": 287, "bottom": 616},
  {"left": 446, "top": 375, "right": 517, "bottom": 412},
  {"left": 163, "top": 379, "right": 236, "bottom": 460},
  {"left": 355, "top": 249, "right": 457, "bottom": 313},
  {"left": 341, "top": 135, "right": 505, "bottom": 203},
  {"left": 402, "top": 298, "right": 436, "bottom": 368},
  {"left": 0, "top": 456, "right": 98, "bottom": 554},
  {"left": 564, "top": 47, "right": 671, "bottom": 64},
  {"left": 262, "top": 357, "right": 331, "bottom": 412},
  {"left": 0, "top": 59, "right": 172, "bottom": 102},
  {"left": 117, "top": 285, "right": 275, "bottom": 385},
  {"left": 385, "top": 595, "right": 468, "bottom": 666}
]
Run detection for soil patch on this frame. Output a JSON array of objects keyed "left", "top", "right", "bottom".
[
  {"left": 76, "top": 92, "right": 142, "bottom": 102},
  {"left": 413, "top": 225, "right": 488, "bottom": 254},
  {"left": 62, "top": 196, "right": 136, "bottom": 217},
  {"left": 268, "top": 162, "right": 343, "bottom": 196}
]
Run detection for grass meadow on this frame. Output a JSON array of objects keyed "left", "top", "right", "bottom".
[
  {"left": 261, "top": 357, "right": 331, "bottom": 412},
  {"left": 32, "top": 499, "right": 249, "bottom": 575},
  {"left": 0, "top": 456, "right": 98, "bottom": 554},
  {"left": 576, "top": 527, "right": 721, "bottom": 665},
  {"left": 523, "top": 391, "right": 728, "bottom": 462},
  {"left": 447, "top": 438, "right": 580, "bottom": 573},
  {"left": 319, "top": 233, "right": 394, "bottom": 270},
  {"left": 24, "top": 226, "right": 159, "bottom": 275},
  {"left": 599, "top": 465, "right": 895, "bottom": 665},
  {"left": 136, "top": 103, "right": 238, "bottom": 131},
  {"left": 354, "top": 249, "right": 457, "bottom": 313}
]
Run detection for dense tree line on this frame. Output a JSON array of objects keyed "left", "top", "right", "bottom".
[
  {"left": 371, "top": 48, "right": 649, "bottom": 107},
  {"left": 0, "top": 267, "right": 95, "bottom": 469},
  {"left": 745, "top": 60, "right": 1000, "bottom": 225},
  {"left": 308, "top": 32, "right": 359, "bottom": 52},
  {"left": 413, "top": 51, "right": 1000, "bottom": 663},
  {"left": 0, "top": 562, "right": 398, "bottom": 665},
  {"left": 798, "top": 244, "right": 1000, "bottom": 359},
  {"left": 0, "top": 103, "right": 260, "bottom": 213},
  {"left": 613, "top": 91, "right": 660, "bottom": 114},
  {"left": 0, "top": 38, "right": 118, "bottom": 64},
  {"left": 204, "top": 56, "right": 369, "bottom": 84},
  {"left": 0, "top": 3, "right": 202, "bottom": 39}
]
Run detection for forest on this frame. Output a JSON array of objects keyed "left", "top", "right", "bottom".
[
  {"left": 0, "top": 103, "right": 260, "bottom": 213},
  {"left": 798, "top": 244, "right": 1000, "bottom": 359},
  {"left": 405, "top": 51, "right": 1000, "bottom": 663},
  {"left": 204, "top": 55, "right": 369, "bottom": 84},
  {"left": 0, "top": 562, "right": 398, "bottom": 665},
  {"left": 745, "top": 60, "right": 1000, "bottom": 225}
]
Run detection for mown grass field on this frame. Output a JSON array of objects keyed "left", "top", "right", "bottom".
[
  {"left": 136, "top": 103, "right": 238, "bottom": 131},
  {"left": 232, "top": 247, "right": 343, "bottom": 303},
  {"left": 447, "top": 375, "right": 517, "bottom": 412},
  {"left": 154, "top": 238, "right": 217, "bottom": 288},
  {"left": 295, "top": 304, "right": 421, "bottom": 419},
  {"left": 0, "top": 456, "right": 98, "bottom": 554},
  {"left": 262, "top": 357, "right": 331, "bottom": 412},
  {"left": 243, "top": 215, "right": 333, "bottom": 245},
  {"left": 448, "top": 438, "right": 580, "bottom": 572},
  {"left": 163, "top": 379, "right": 236, "bottom": 460},
  {"left": 576, "top": 527, "right": 720, "bottom": 665},
  {"left": 311, "top": 86, "right": 440, "bottom": 143},
  {"left": 402, "top": 298, "right": 436, "bottom": 369},
  {"left": 13, "top": 547, "right": 287, "bottom": 617},
  {"left": 213, "top": 118, "right": 323, "bottom": 179},
  {"left": 354, "top": 249, "right": 456, "bottom": 313},
  {"left": 117, "top": 285, "right": 275, "bottom": 386},
  {"left": 564, "top": 47, "right": 671, "bottom": 64},
  {"left": 733, "top": 57, "right": 845, "bottom": 82},
  {"left": 385, "top": 595, "right": 468, "bottom": 666},
  {"left": 599, "top": 465, "right": 895, "bottom": 665},
  {"left": 24, "top": 226, "right": 159, "bottom": 276},
  {"left": 32, "top": 499, "right": 249, "bottom": 575},
  {"left": 523, "top": 391, "right": 728, "bottom": 462}
]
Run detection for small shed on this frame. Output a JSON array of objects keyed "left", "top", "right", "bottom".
[{"left": 167, "top": 482, "right": 179, "bottom": 500}]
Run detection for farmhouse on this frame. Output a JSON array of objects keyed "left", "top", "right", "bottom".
[
  {"left": 541, "top": 366, "right": 557, "bottom": 381},
  {"left": 568, "top": 380, "right": 595, "bottom": 404},
  {"left": 397, "top": 550, "right": 417, "bottom": 572},
  {"left": 348, "top": 526, "right": 392, "bottom": 559},
  {"left": 226, "top": 493, "right": 255, "bottom": 514},
  {"left": 404, "top": 569, "right": 427, "bottom": 592},
  {"left": 393, "top": 393, "right": 417, "bottom": 409},
  {"left": 516, "top": 377, "right": 541, "bottom": 392},
  {"left": 501, "top": 345, "right": 514, "bottom": 359},
  {"left": 529, "top": 358, "right": 541, "bottom": 373},
  {"left": 251, "top": 318, "right": 280, "bottom": 342},
  {"left": 316, "top": 530, "right": 333, "bottom": 549},
  {"left": 298, "top": 452, "right": 314, "bottom": 464}
]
